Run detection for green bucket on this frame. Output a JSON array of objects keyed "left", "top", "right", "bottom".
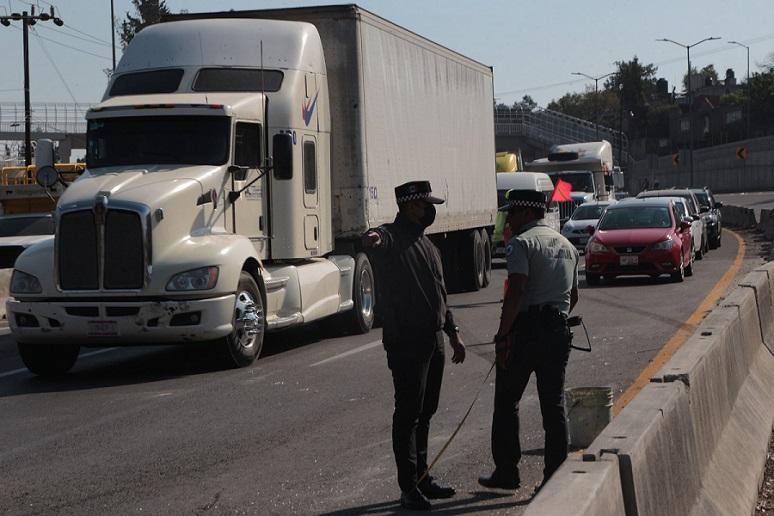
[{"left": 564, "top": 386, "right": 613, "bottom": 448}]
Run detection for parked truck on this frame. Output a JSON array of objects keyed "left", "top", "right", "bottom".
[
  {"left": 524, "top": 140, "right": 613, "bottom": 226},
  {"left": 8, "top": 5, "right": 497, "bottom": 375}
]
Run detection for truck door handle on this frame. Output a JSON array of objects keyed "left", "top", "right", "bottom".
[
  {"left": 259, "top": 216, "right": 264, "bottom": 231},
  {"left": 314, "top": 227, "right": 318, "bottom": 241}
]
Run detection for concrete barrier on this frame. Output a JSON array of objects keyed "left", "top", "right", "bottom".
[
  {"left": 524, "top": 269, "right": 774, "bottom": 515},
  {"left": 758, "top": 209, "right": 774, "bottom": 240},
  {"left": 523, "top": 454, "right": 625, "bottom": 516},
  {"left": 720, "top": 204, "right": 757, "bottom": 228}
]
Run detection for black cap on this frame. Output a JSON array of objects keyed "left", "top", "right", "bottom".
[
  {"left": 498, "top": 189, "right": 547, "bottom": 212},
  {"left": 395, "top": 180, "right": 445, "bottom": 205}
]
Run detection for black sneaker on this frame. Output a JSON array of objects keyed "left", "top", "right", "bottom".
[
  {"left": 400, "top": 489, "right": 432, "bottom": 511},
  {"left": 418, "top": 476, "right": 456, "bottom": 499},
  {"left": 478, "top": 471, "right": 520, "bottom": 490}
]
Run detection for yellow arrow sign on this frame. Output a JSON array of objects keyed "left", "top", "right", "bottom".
[
  {"left": 736, "top": 147, "right": 748, "bottom": 160},
  {"left": 672, "top": 153, "right": 680, "bottom": 166}
]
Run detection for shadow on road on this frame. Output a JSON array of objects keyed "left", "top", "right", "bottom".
[
  {"left": 319, "top": 490, "right": 533, "bottom": 515},
  {"left": 0, "top": 322, "right": 335, "bottom": 397}
]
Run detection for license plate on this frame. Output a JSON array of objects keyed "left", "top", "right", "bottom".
[
  {"left": 620, "top": 255, "right": 638, "bottom": 266},
  {"left": 88, "top": 321, "right": 119, "bottom": 337},
  {"left": 578, "top": 236, "right": 588, "bottom": 245}
]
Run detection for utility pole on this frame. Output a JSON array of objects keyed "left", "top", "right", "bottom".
[
  {"left": 657, "top": 37, "right": 721, "bottom": 186},
  {"left": 728, "top": 41, "right": 751, "bottom": 139},
  {"left": 1, "top": 7, "right": 64, "bottom": 167},
  {"left": 111, "top": 0, "right": 116, "bottom": 72},
  {"left": 572, "top": 71, "right": 615, "bottom": 139}
]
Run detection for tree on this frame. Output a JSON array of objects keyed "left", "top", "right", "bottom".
[
  {"left": 512, "top": 95, "right": 537, "bottom": 112},
  {"left": 682, "top": 64, "right": 719, "bottom": 90},
  {"left": 605, "top": 57, "right": 658, "bottom": 138},
  {"left": 120, "top": 0, "right": 172, "bottom": 49}
]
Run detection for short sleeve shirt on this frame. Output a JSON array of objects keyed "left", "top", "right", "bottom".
[{"left": 506, "top": 219, "right": 579, "bottom": 315}]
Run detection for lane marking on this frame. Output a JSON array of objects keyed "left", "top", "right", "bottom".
[
  {"left": 613, "top": 229, "right": 746, "bottom": 415},
  {"left": 310, "top": 340, "right": 382, "bottom": 367},
  {"left": 0, "top": 347, "right": 117, "bottom": 379}
]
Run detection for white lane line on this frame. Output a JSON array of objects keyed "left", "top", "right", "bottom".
[
  {"left": 310, "top": 340, "right": 382, "bottom": 367},
  {"left": 0, "top": 347, "right": 118, "bottom": 379}
]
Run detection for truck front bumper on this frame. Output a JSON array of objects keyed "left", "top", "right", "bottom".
[{"left": 6, "top": 294, "right": 236, "bottom": 345}]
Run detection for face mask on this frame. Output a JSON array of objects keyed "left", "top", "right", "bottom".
[{"left": 419, "top": 204, "right": 436, "bottom": 228}]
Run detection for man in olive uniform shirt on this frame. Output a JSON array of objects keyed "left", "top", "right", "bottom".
[
  {"left": 363, "top": 180, "right": 466, "bottom": 511},
  {"left": 479, "top": 188, "right": 579, "bottom": 493}
]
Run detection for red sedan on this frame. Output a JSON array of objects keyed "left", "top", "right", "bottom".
[{"left": 584, "top": 198, "right": 694, "bottom": 284}]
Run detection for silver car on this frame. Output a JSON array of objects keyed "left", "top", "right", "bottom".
[{"left": 561, "top": 201, "right": 616, "bottom": 251}]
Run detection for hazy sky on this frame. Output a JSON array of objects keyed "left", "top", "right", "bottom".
[{"left": 0, "top": 0, "right": 772, "bottom": 108}]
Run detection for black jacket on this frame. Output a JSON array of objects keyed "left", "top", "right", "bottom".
[{"left": 367, "top": 213, "right": 456, "bottom": 348}]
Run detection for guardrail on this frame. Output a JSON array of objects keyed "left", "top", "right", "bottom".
[{"left": 0, "top": 164, "right": 84, "bottom": 186}]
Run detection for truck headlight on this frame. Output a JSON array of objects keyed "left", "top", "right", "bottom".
[
  {"left": 10, "top": 270, "right": 42, "bottom": 294},
  {"left": 651, "top": 239, "right": 673, "bottom": 251},
  {"left": 166, "top": 266, "right": 219, "bottom": 291}
]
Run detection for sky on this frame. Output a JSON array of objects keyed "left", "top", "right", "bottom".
[{"left": 0, "top": 0, "right": 773, "bottom": 109}]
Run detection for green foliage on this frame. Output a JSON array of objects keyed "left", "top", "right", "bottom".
[
  {"left": 120, "top": 0, "right": 172, "bottom": 49},
  {"left": 513, "top": 95, "right": 538, "bottom": 112}
]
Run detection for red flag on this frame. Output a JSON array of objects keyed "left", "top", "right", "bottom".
[{"left": 551, "top": 178, "right": 573, "bottom": 202}]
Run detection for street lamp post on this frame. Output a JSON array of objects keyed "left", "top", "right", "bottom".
[
  {"left": 571, "top": 71, "right": 615, "bottom": 139},
  {"left": 656, "top": 36, "right": 721, "bottom": 186},
  {"left": 0, "top": 7, "right": 65, "bottom": 167},
  {"left": 728, "top": 40, "right": 751, "bottom": 139}
]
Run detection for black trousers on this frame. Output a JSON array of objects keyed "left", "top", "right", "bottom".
[
  {"left": 491, "top": 321, "right": 571, "bottom": 482},
  {"left": 386, "top": 333, "right": 445, "bottom": 493}
]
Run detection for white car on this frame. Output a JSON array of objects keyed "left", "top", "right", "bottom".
[
  {"left": 0, "top": 213, "right": 55, "bottom": 269},
  {"left": 561, "top": 201, "right": 616, "bottom": 251}
]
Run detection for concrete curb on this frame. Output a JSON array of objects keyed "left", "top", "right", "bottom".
[{"left": 524, "top": 260, "right": 774, "bottom": 515}]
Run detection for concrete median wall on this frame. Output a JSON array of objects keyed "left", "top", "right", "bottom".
[{"left": 525, "top": 265, "right": 774, "bottom": 515}]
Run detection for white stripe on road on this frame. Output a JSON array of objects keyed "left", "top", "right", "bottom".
[
  {"left": 310, "top": 340, "right": 382, "bottom": 367},
  {"left": 0, "top": 347, "right": 117, "bottom": 379}
]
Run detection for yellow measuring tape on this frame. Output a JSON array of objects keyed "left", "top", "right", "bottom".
[{"left": 416, "top": 358, "right": 497, "bottom": 488}]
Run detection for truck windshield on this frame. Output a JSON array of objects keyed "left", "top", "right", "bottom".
[
  {"left": 87, "top": 116, "right": 230, "bottom": 168},
  {"left": 547, "top": 172, "right": 594, "bottom": 193}
]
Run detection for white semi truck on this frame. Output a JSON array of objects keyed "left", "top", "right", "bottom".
[
  {"left": 524, "top": 140, "right": 614, "bottom": 226},
  {"left": 8, "top": 5, "right": 496, "bottom": 375}
]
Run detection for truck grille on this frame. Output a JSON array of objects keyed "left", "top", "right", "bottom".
[{"left": 58, "top": 208, "right": 145, "bottom": 290}]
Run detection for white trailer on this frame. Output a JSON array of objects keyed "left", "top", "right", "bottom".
[{"left": 7, "top": 6, "right": 496, "bottom": 375}]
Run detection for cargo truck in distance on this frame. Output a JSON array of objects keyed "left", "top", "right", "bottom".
[
  {"left": 524, "top": 140, "right": 614, "bottom": 226},
  {"left": 8, "top": 5, "right": 497, "bottom": 375}
]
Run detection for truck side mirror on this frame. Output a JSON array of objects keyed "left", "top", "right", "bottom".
[{"left": 273, "top": 134, "right": 293, "bottom": 180}]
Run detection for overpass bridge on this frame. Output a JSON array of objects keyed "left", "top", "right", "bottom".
[{"left": 1, "top": 102, "right": 629, "bottom": 165}]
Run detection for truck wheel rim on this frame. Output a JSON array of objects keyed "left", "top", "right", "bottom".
[
  {"left": 359, "top": 268, "right": 374, "bottom": 321},
  {"left": 234, "top": 291, "right": 263, "bottom": 350}
]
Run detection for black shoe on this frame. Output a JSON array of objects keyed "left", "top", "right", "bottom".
[
  {"left": 400, "top": 490, "right": 432, "bottom": 511},
  {"left": 478, "top": 471, "right": 520, "bottom": 490},
  {"left": 418, "top": 476, "right": 456, "bottom": 499}
]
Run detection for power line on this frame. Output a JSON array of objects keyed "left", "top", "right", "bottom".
[
  {"left": 61, "top": 21, "right": 113, "bottom": 46},
  {"left": 30, "top": 26, "right": 79, "bottom": 104},
  {"left": 7, "top": 23, "right": 112, "bottom": 61},
  {"left": 35, "top": 22, "right": 119, "bottom": 50}
]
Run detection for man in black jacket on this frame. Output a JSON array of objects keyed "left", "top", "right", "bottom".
[{"left": 363, "top": 180, "right": 466, "bottom": 511}]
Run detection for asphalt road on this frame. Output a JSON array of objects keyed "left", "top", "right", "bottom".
[{"left": 0, "top": 231, "right": 765, "bottom": 515}]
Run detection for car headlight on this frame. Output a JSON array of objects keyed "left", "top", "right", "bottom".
[
  {"left": 589, "top": 241, "right": 611, "bottom": 253},
  {"left": 651, "top": 239, "right": 673, "bottom": 251},
  {"left": 166, "top": 266, "right": 219, "bottom": 291},
  {"left": 10, "top": 270, "right": 42, "bottom": 294}
]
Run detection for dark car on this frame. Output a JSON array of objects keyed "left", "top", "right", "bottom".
[{"left": 689, "top": 187, "right": 722, "bottom": 248}]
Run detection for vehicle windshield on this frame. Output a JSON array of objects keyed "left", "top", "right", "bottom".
[
  {"left": 87, "top": 116, "right": 230, "bottom": 168},
  {"left": 547, "top": 172, "right": 594, "bottom": 193},
  {"left": 0, "top": 215, "right": 54, "bottom": 237},
  {"left": 571, "top": 204, "right": 606, "bottom": 220},
  {"left": 599, "top": 206, "right": 672, "bottom": 230},
  {"left": 693, "top": 191, "right": 710, "bottom": 208}
]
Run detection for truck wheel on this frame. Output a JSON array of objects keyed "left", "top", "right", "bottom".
[
  {"left": 222, "top": 271, "right": 265, "bottom": 368},
  {"left": 461, "top": 230, "right": 483, "bottom": 292},
  {"left": 479, "top": 229, "right": 491, "bottom": 288},
  {"left": 344, "top": 253, "right": 375, "bottom": 334},
  {"left": 17, "top": 342, "right": 80, "bottom": 376}
]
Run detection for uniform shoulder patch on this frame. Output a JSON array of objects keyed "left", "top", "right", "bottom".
[{"left": 505, "top": 244, "right": 514, "bottom": 257}]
